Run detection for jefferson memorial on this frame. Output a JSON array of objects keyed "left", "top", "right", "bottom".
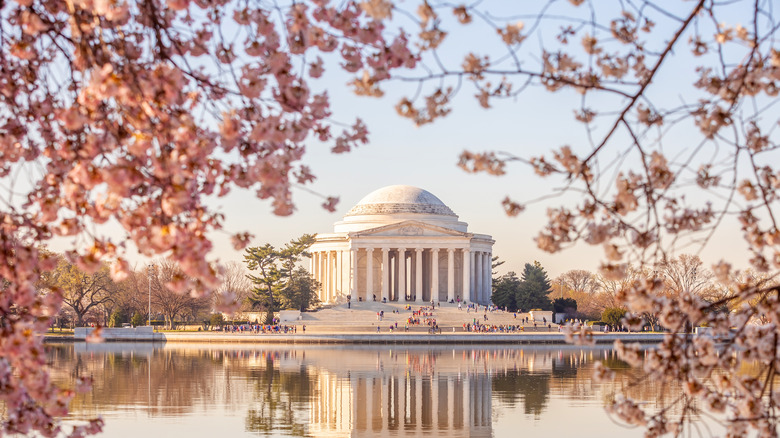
[{"left": 309, "top": 185, "right": 494, "bottom": 305}]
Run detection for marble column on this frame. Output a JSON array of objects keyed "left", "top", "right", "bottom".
[
  {"left": 415, "top": 248, "right": 423, "bottom": 303},
  {"left": 475, "top": 252, "right": 482, "bottom": 305},
  {"left": 312, "top": 251, "right": 319, "bottom": 287},
  {"left": 381, "top": 248, "right": 390, "bottom": 302},
  {"left": 462, "top": 248, "right": 471, "bottom": 303},
  {"left": 325, "top": 251, "right": 331, "bottom": 303},
  {"left": 329, "top": 251, "right": 334, "bottom": 302},
  {"left": 331, "top": 251, "right": 337, "bottom": 303},
  {"left": 337, "top": 250, "right": 343, "bottom": 300},
  {"left": 484, "top": 252, "right": 492, "bottom": 305},
  {"left": 398, "top": 248, "right": 406, "bottom": 301},
  {"left": 366, "top": 248, "right": 374, "bottom": 301},
  {"left": 322, "top": 251, "right": 327, "bottom": 302},
  {"left": 447, "top": 249, "right": 455, "bottom": 302},
  {"left": 479, "top": 252, "right": 486, "bottom": 304},
  {"left": 333, "top": 251, "right": 338, "bottom": 302},
  {"left": 329, "top": 250, "right": 335, "bottom": 303},
  {"left": 431, "top": 249, "right": 439, "bottom": 303},
  {"left": 320, "top": 251, "right": 326, "bottom": 301},
  {"left": 350, "top": 249, "right": 357, "bottom": 299}
]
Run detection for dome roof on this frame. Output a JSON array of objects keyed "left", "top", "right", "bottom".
[{"left": 345, "top": 185, "right": 456, "bottom": 217}]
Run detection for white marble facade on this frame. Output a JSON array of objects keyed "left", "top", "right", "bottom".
[{"left": 309, "top": 185, "right": 495, "bottom": 305}]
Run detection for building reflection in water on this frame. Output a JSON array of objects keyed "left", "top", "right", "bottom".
[
  {"left": 46, "top": 344, "right": 658, "bottom": 437},
  {"left": 310, "top": 371, "right": 491, "bottom": 437}
]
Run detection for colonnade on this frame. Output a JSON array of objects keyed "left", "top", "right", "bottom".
[{"left": 310, "top": 247, "right": 493, "bottom": 305}]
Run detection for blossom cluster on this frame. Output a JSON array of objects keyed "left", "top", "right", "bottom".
[{"left": 2, "top": 0, "right": 421, "bottom": 434}]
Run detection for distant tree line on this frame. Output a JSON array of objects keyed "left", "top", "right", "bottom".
[
  {"left": 515, "top": 254, "right": 777, "bottom": 329},
  {"left": 39, "top": 254, "right": 212, "bottom": 329},
  {"left": 35, "top": 233, "right": 323, "bottom": 329}
]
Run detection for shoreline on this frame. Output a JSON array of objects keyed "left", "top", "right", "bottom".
[{"left": 44, "top": 331, "right": 666, "bottom": 345}]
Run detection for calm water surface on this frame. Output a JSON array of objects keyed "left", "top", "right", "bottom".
[{"left": 46, "top": 343, "right": 671, "bottom": 437}]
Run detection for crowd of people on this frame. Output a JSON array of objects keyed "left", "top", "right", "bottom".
[
  {"left": 462, "top": 322, "right": 555, "bottom": 333},
  {"left": 216, "top": 324, "right": 298, "bottom": 334},
  {"left": 209, "top": 303, "right": 562, "bottom": 335}
]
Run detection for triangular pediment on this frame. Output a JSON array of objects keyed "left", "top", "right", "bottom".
[{"left": 350, "top": 220, "right": 470, "bottom": 238}]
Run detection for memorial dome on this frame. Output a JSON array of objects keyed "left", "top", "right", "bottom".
[
  {"left": 311, "top": 183, "right": 495, "bottom": 306},
  {"left": 345, "top": 185, "right": 456, "bottom": 217}
]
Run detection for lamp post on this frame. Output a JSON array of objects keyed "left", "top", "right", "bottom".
[{"left": 147, "top": 265, "right": 152, "bottom": 327}]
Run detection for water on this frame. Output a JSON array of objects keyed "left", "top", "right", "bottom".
[{"left": 46, "top": 343, "right": 669, "bottom": 437}]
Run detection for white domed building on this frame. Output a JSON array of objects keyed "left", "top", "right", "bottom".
[{"left": 309, "top": 185, "right": 495, "bottom": 305}]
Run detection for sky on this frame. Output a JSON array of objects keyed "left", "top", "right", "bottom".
[
  {"left": 200, "top": 1, "right": 761, "bottom": 279},
  {"left": 43, "top": 1, "right": 760, "bottom": 279},
  {"left": 210, "top": 91, "right": 749, "bottom": 279},
  {"left": 209, "top": 75, "right": 748, "bottom": 279}
]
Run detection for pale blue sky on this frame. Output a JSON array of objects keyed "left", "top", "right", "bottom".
[
  {"left": 206, "top": 1, "right": 757, "bottom": 278},
  {"left": 211, "top": 74, "right": 747, "bottom": 278},
  {"left": 43, "top": 1, "right": 757, "bottom": 278}
]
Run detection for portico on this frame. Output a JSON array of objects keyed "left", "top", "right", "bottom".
[{"left": 310, "top": 185, "right": 495, "bottom": 305}]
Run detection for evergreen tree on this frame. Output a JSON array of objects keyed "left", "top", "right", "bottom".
[
  {"left": 277, "top": 234, "right": 316, "bottom": 282},
  {"left": 244, "top": 234, "right": 317, "bottom": 318},
  {"left": 280, "top": 267, "right": 321, "bottom": 312},
  {"left": 491, "top": 272, "right": 521, "bottom": 311},
  {"left": 491, "top": 255, "right": 505, "bottom": 275},
  {"left": 553, "top": 298, "right": 578, "bottom": 314},
  {"left": 245, "top": 244, "right": 283, "bottom": 312},
  {"left": 514, "top": 262, "right": 553, "bottom": 312}
]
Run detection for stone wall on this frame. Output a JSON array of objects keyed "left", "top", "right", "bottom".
[{"left": 74, "top": 326, "right": 164, "bottom": 341}]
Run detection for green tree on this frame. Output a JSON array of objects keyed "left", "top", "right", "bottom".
[
  {"left": 553, "top": 298, "right": 578, "bottom": 315},
  {"left": 277, "top": 234, "right": 316, "bottom": 281},
  {"left": 280, "top": 267, "right": 320, "bottom": 312},
  {"left": 209, "top": 313, "right": 225, "bottom": 328},
  {"left": 130, "top": 312, "right": 145, "bottom": 327},
  {"left": 244, "top": 244, "right": 283, "bottom": 312},
  {"left": 602, "top": 307, "right": 628, "bottom": 329},
  {"left": 491, "top": 255, "right": 505, "bottom": 275},
  {"left": 245, "top": 234, "right": 317, "bottom": 316},
  {"left": 491, "top": 272, "right": 521, "bottom": 311},
  {"left": 108, "top": 309, "right": 127, "bottom": 328},
  {"left": 514, "top": 262, "right": 553, "bottom": 312}
]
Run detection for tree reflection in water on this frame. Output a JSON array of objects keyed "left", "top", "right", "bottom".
[
  {"left": 244, "top": 353, "right": 315, "bottom": 436},
  {"left": 45, "top": 344, "right": 678, "bottom": 437},
  {"left": 492, "top": 371, "right": 550, "bottom": 417}
]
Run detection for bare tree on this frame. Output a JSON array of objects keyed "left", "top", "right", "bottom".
[
  {"left": 594, "top": 266, "right": 644, "bottom": 311},
  {"left": 714, "top": 269, "right": 779, "bottom": 322},
  {"left": 658, "top": 254, "right": 713, "bottom": 299},
  {"left": 142, "top": 260, "right": 210, "bottom": 329},
  {"left": 557, "top": 270, "right": 598, "bottom": 295},
  {"left": 550, "top": 270, "right": 599, "bottom": 318},
  {"left": 213, "top": 261, "right": 254, "bottom": 313},
  {"left": 43, "top": 258, "right": 118, "bottom": 327}
]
